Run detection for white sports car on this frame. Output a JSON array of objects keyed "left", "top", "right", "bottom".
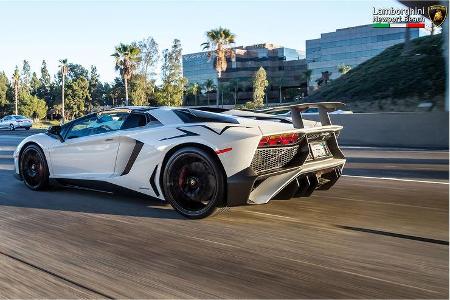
[{"left": 14, "top": 103, "right": 346, "bottom": 218}]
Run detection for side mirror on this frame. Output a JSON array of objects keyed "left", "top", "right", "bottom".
[{"left": 47, "top": 125, "right": 63, "bottom": 141}]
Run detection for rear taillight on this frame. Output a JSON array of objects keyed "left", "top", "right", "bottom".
[{"left": 258, "top": 133, "right": 300, "bottom": 148}]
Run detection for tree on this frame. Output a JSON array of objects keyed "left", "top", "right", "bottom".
[
  {"left": 59, "top": 58, "right": 69, "bottom": 123},
  {"left": 303, "top": 69, "right": 312, "bottom": 92},
  {"left": 228, "top": 79, "right": 240, "bottom": 105},
  {"left": 187, "top": 82, "right": 201, "bottom": 105},
  {"left": 134, "top": 36, "right": 159, "bottom": 79},
  {"left": 203, "top": 79, "right": 216, "bottom": 106},
  {"left": 130, "top": 74, "right": 154, "bottom": 106},
  {"left": 252, "top": 67, "right": 268, "bottom": 108},
  {"left": 112, "top": 43, "right": 141, "bottom": 106},
  {"left": 0, "top": 72, "right": 9, "bottom": 113},
  {"left": 65, "top": 76, "right": 90, "bottom": 119},
  {"left": 158, "top": 39, "right": 186, "bottom": 106},
  {"left": 18, "top": 91, "right": 47, "bottom": 120},
  {"left": 21, "top": 60, "right": 31, "bottom": 93},
  {"left": 272, "top": 77, "right": 285, "bottom": 103},
  {"left": 201, "top": 27, "right": 236, "bottom": 106},
  {"left": 12, "top": 66, "right": 20, "bottom": 115},
  {"left": 30, "top": 72, "right": 40, "bottom": 96},
  {"left": 316, "top": 71, "right": 332, "bottom": 87},
  {"left": 38, "top": 60, "right": 52, "bottom": 106},
  {"left": 89, "top": 65, "right": 100, "bottom": 110},
  {"left": 337, "top": 64, "right": 351, "bottom": 75}
]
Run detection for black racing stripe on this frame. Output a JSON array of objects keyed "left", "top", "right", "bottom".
[
  {"left": 150, "top": 165, "right": 160, "bottom": 197},
  {"left": 159, "top": 128, "right": 200, "bottom": 141},
  {"left": 337, "top": 225, "right": 449, "bottom": 245},
  {"left": 159, "top": 125, "right": 250, "bottom": 141},
  {"left": 121, "top": 140, "right": 144, "bottom": 176}
]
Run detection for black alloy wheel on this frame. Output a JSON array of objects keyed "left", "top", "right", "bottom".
[
  {"left": 163, "top": 147, "right": 225, "bottom": 219},
  {"left": 9, "top": 124, "right": 14, "bottom": 131},
  {"left": 20, "top": 144, "right": 49, "bottom": 190}
]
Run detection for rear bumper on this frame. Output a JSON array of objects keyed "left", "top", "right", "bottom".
[{"left": 226, "top": 158, "right": 345, "bottom": 206}]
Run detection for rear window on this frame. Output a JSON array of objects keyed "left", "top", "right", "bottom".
[{"left": 174, "top": 109, "right": 239, "bottom": 124}]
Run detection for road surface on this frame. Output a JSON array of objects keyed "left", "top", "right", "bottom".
[{"left": 0, "top": 129, "right": 448, "bottom": 298}]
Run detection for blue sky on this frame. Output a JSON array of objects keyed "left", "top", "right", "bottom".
[{"left": 0, "top": 0, "right": 406, "bottom": 82}]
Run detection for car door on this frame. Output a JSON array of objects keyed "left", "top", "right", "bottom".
[
  {"left": 49, "top": 112, "right": 129, "bottom": 179},
  {"left": 0, "top": 116, "right": 10, "bottom": 129}
]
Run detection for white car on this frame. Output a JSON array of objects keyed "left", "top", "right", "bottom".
[
  {"left": 0, "top": 115, "right": 33, "bottom": 130},
  {"left": 14, "top": 103, "right": 346, "bottom": 218}
]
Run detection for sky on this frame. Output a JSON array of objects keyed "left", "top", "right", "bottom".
[{"left": 0, "top": 0, "right": 407, "bottom": 82}]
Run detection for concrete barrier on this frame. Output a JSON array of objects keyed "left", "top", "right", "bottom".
[{"left": 308, "top": 112, "right": 449, "bottom": 149}]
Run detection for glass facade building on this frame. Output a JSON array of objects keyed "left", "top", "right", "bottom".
[
  {"left": 306, "top": 24, "right": 422, "bottom": 86},
  {"left": 182, "top": 43, "right": 307, "bottom": 104}
]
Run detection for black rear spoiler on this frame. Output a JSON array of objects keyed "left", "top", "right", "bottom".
[{"left": 253, "top": 102, "right": 345, "bottom": 129}]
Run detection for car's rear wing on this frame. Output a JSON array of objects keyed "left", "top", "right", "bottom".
[{"left": 253, "top": 102, "right": 345, "bottom": 129}]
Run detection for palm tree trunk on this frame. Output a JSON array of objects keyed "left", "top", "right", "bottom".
[
  {"left": 234, "top": 88, "right": 237, "bottom": 106},
  {"left": 221, "top": 89, "right": 224, "bottom": 107},
  {"left": 207, "top": 93, "right": 210, "bottom": 106},
  {"left": 124, "top": 77, "right": 129, "bottom": 106},
  {"left": 14, "top": 86, "right": 18, "bottom": 115},
  {"left": 62, "top": 74, "right": 65, "bottom": 124},
  {"left": 279, "top": 86, "right": 282, "bottom": 103}
]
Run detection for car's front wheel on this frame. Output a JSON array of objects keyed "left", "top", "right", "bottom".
[
  {"left": 9, "top": 124, "right": 14, "bottom": 131},
  {"left": 20, "top": 144, "right": 49, "bottom": 190},
  {"left": 162, "top": 147, "right": 225, "bottom": 219}
]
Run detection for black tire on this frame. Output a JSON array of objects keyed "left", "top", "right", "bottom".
[
  {"left": 162, "top": 147, "right": 225, "bottom": 219},
  {"left": 20, "top": 144, "right": 49, "bottom": 190},
  {"left": 25, "top": 127, "right": 30, "bottom": 130},
  {"left": 9, "top": 124, "right": 14, "bottom": 131}
]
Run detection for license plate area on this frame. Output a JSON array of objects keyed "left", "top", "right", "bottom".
[{"left": 310, "top": 142, "right": 330, "bottom": 159}]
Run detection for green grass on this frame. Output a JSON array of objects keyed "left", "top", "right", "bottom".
[
  {"left": 32, "top": 120, "right": 60, "bottom": 129},
  {"left": 307, "top": 34, "right": 446, "bottom": 106}
]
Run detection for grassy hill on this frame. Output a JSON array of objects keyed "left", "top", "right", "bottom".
[{"left": 306, "top": 34, "right": 446, "bottom": 112}]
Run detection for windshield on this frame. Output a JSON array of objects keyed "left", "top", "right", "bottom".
[{"left": 13, "top": 115, "right": 27, "bottom": 119}]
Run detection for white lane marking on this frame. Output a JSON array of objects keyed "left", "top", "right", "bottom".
[
  {"left": 0, "top": 164, "right": 14, "bottom": 171},
  {"left": 0, "top": 146, "right": 16, "bottom": 151},
  {"left": 342, "top": 146, "right": 448, "bottom": 153},
  {"left": 342, "top": 175, "right": 449, "bottom": 185}
]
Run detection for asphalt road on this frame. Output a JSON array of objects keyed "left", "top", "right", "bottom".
[{"left": 0, "top": 129, "right": 448, "bottom": 298}]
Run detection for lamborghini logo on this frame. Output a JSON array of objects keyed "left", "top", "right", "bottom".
[{"left": 428, "top": 4, "right": 447, "bottom": 27}]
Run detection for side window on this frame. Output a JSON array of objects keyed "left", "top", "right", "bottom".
[
  {"left": 120, "top": 113, "right": 148, "bottom": 130},
  {"left": 66, "top": 112, "right": 129, "bottom": 139}
]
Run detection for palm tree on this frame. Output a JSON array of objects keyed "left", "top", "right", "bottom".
[
  {"left": 58, "top": 59, "right": 68, "bottom": 123},
  {"left": 228, "top": 79, "right": 240, "bottom": 106},
  {"left": 272, "top": 77, "right": 285, "bottom": 103},
  {"left": 112, "top": 43, "right": 141, "bottom": 106},
  {"left": 203, "top": 79, "right": 216, "bottom": 106},
  {"left": 201, "top": 27, "right": 236, "bottom": 106},
  {"left": 303, "top": 69, "right": 312, "bottom": 94},
  {"left": 11, "top": 66, "right": 20, "bottom": 115},
  {"left": 187, "top": 82, "right": 201, "bottom": 106}
]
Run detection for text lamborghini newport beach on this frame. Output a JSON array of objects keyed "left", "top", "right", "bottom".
[{"left": 14, "top": 103, "right": 346, "bottom": 218}]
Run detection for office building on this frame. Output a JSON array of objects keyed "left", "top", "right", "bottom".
[
  {"left": 306, "top": 24, "right": 422, "bottom": 87},
  {"left": 182, "top": 43, "right": 307, "bottom": 105}
]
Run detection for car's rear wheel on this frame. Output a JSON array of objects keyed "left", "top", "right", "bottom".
[
  {"left": 20, "top": 144, "right": 49, "bottom": 190},
  {"left": 162, "top": 147, "right": 225, "bottom": 219},
  {"left": 25, "top": 127, "right": 30, "bottom": 130},
  {"left": 9, "top": 124, "right": 14, "bottom": 131}
]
